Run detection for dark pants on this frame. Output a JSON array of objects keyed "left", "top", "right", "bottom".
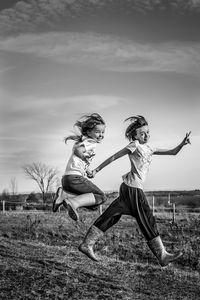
[
  {"left": 62, "top": 175, "right": 107, "bottom": 209},
  {"left": 94, "top": 182, "right": 159, "bottom": 241}
]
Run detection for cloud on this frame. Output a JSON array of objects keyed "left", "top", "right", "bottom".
[
  {"left": 0, "top": 31, "right": 200, "bottom": 75},
  {"left": 0, "top": 65, "right": 14, "bottom": 73},
  {"left": 0, "top": 0, "right": 200, "bottom": 37},
  {"left": 0, "top": 92, "right": 120, "bottom": 185},
  {"left": 0, "top": 0, "right": 95, "bottom": 36},
  {"left": 0, "top": 0, "right": 67, "bottom": 36},
  {"left": 64, "top": 94, "right": 119, "bottom": 109},
  {"left": 1, "top": 93, "right": 119, "bottom": 139}
]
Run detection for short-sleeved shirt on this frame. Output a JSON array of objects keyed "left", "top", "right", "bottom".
[
  {"left": 64, "top": 137, "right": 97, "bottom": 177},
  {"left": 122, "top": 140, "right": 156, "bottom": 190}
]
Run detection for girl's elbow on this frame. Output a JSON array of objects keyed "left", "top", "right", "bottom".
[{"left": 172, "top": 151, "right": 178, "bottom": 156}]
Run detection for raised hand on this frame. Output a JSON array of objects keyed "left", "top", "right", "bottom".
[{"left": 183, "top": 131, "right": 191, "bottom": 145}]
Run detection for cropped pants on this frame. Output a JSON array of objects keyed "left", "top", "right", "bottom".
[
  {"left": 62, "top": 175, "right": 107, "bottom": 209},
  {"left": 94, "top": 182, "right": 159, "bottom": 241}
]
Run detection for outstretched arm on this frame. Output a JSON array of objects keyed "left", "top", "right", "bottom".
[
  {"left": 154, "top": 132, "right": 191, "bottom": 155},
  {"left": 88, "top": 147, "right": 130, "bottom": 178}
]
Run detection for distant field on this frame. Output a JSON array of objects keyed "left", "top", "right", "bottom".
[
  {"left": 1, "top": 190, "right": 200, "bottom": 214},
  {"left": 0, "top": 202, "right": 200, "bottom": 299}
]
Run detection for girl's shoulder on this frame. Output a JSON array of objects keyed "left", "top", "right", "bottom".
[
  {"left": 127, "top": 140, "right": 139, "bottom": 147},
  {"left": 125, "top": 140, "right": 139, "bottom": 152},
  {"left": 82, "top": 137, "right": 97, "bottom": 145},
  {"left": 82, "top": 136, "right": 96, "bottom": 142},
  {"left": 73, "top": 137, "right": 97, "bottom": 151}
]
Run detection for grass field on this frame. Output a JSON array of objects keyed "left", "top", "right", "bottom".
[{"left": 0, "top": 205, "right": 200, "bottom": 300}]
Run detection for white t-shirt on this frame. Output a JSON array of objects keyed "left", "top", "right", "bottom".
[
  {"left": 64, "top": 137, "right": 97, "bottom": 177},
  {"left": 122, "top": 140, "right": 157, "bottom": 190}
]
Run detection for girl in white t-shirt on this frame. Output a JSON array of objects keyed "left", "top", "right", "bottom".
[
  {"left": 53, "top": 113, "right": 107, "bottom": 221},
  {"left": 79, "top": 115, "right": 191, "bottom": 267}
]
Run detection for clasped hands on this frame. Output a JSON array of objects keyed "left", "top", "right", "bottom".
[{"left": 86, "top": 169, "right": 97, "bottom": 179}]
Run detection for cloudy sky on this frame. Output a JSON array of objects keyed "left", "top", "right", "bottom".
[{"left": 1, "top": 0, "right": 200, "bottom": 194}]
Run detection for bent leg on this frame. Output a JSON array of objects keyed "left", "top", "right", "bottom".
[
  {"left": 79, "top": 184, "right": 130, "bottom": 261},
  {"left": 61, "top": 175, "right": 107, "bottom": 221},
  {"left": 62, "top": 175, "right": 107, "bottom": 208},
  {"left": 79, "top": 196, "right": 123, "bottom": 260}
]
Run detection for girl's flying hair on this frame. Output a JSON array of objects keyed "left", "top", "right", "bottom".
[
  {"left": 124, "top": 115, "right": 148, "bottom": 141},
  {"left": 64, "top": 113, "right": 105, "bottom": 143}
]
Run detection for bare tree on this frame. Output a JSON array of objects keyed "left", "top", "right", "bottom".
[
  {"left": 22, "top": 162, "right": 59, "bottom": 202},
  {"left": 10, "top": 177, "right": 18, "bottom": 196},
  {"left": 55, "top": 176, "right": 61, "bottom": 191}
]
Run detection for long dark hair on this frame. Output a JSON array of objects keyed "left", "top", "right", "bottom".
[
  {"left": 124, "top": 115, "right": 148, "bottom": 141},
  {"left": 64, "top": 113, "right": 105, "bottom": 143}
]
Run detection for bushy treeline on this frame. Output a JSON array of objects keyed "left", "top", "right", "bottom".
[
  {"left": 1, "top": 190, "right": 200, "bottom": 211},
  {"left": 146, "top": 189, "right": 200, "bottom": 197},
  {"left": 145, "top": 190, "right": 200, "bottom": 208}
]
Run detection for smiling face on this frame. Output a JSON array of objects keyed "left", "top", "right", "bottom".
[
  {"left": 135, "top": 125, "right": 150, "bottom": 144},
  {"left": 86, "top": 124, "right": 106, "bottom": 143}
]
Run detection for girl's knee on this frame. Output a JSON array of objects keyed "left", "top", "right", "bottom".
[
  {"left": 101, "top": 194, "right": 107, "bottom": 204},
  {"left": 94, "top": 194, "right": 107, "bottom": 205}
]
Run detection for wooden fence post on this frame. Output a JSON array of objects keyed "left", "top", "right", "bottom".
[
  {"left": 3, "top": 200, "right": 5, "bottom": 214},
  {"left": 99, "top": 204, "right": 102, "bottom": 215},
  {"left": 168, "top": 193, "right": 171, "bottom": 205},
  {"left": 152, "top": 195, "right": 155, "bottom": 216},
  {"left": 172, "top": 203, "right": 176, "bottom": 224}
]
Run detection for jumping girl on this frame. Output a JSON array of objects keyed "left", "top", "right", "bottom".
[
  {"left": 53, "top": 113, "right": 107, "bottom": 221},
  {"left": 79, "top": 115, "right": 191, "bottom": 267}
]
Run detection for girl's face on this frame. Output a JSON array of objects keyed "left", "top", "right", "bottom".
[
  {"left": 87, "top": 124, "right": 106, "bottom": 143},
  {"left": 135, "top": 125, "right": 150, "bottom": 144}
]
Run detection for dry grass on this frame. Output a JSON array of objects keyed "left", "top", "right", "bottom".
[{"left": 0, "top": 208, "right": 200, "bottom": 299}]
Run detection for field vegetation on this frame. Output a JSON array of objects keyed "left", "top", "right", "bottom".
[{"left": 0, "top": 192, "right": 200, "bottom": 299}]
